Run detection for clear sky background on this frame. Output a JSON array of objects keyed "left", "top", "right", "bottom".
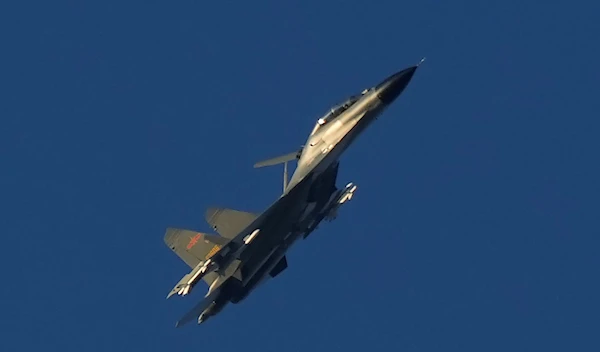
[{"left": 1, "top": 1, "right": 599, "bottom": 351}]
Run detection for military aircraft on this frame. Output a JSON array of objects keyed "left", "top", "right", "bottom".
[{"left": 164, "top": 59, "right": 423, "bottom": 327}]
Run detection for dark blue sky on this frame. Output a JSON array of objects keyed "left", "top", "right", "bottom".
[{"left": 2, "top": 1, "right": 599, "bottom": 351}]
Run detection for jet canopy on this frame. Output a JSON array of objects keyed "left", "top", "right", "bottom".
[{"left": 311, "top": 95, "right": 360, "bottom": 135}]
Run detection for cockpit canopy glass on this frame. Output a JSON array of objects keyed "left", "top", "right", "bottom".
[{"left": 310, "top": 95, "right": 360, "bottom": 135}]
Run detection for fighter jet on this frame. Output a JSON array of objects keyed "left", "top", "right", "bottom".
[{"left": 164, "top": 59, "right": 423, "bottom": 326}]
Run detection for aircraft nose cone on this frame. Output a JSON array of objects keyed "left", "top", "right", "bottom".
[{"left": 376, "top": 65, "right": 418, "bottom": 104}]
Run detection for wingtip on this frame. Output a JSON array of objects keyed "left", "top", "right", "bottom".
[
  {"left": 417, "top": 57, "right": 426, "bottom": 66},
  {"left": 205, "top": 207, "right": 221, "bottom": 225}
]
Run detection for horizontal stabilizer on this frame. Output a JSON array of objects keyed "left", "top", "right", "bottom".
[
  {"left": 205, "top": 207, "right": 259, "bottom": 239},
  {"left": 254, "top": 150, "right": 301, "bottom": 168},
  {"left": 269, "top": 256, "right": 288, "bottom": 278}
]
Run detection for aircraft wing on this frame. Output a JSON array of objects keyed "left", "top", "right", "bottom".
[
  {"left": 224, "top": 175, "right": 313, "bottom": 251},
  {"left": 164, "top": 228, "right": 228, "bottom": 285},
  {"left": 205, "top": 208, "right": 259, "bottom": 239}
]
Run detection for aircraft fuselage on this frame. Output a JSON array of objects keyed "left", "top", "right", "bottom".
[{"left": 173, "top": 62, "right": 421, "bottom": 326}]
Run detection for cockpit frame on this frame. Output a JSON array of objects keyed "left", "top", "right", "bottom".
[{"left": 310, "top": 95, "right": 361, "bottom": 135}]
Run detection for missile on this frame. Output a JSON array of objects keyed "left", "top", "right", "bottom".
[
  {"left": 167, "top": 229, "right": 261, "bottom": 299},
  {"left": 243, "top": 229, "right": 261, "bottom": 245},
  {"left": 301, "top": 182, "right": 358, "bottom": 240},
  {"left": 338, "top": 183, "right": 357, "bottom": 203},
  {"left": 166, "top": 258, "right": 221, "bottom": 298},
  {"left": 324, "top": 182, "right": 358, "bottom": 221},
  {"left": 167, "top": 272, "right": 193, "bottom": 299}
]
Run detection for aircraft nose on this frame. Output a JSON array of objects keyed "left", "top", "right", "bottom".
[{"left": 376, "top": 65, "right": 418, "bottom": 104}]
